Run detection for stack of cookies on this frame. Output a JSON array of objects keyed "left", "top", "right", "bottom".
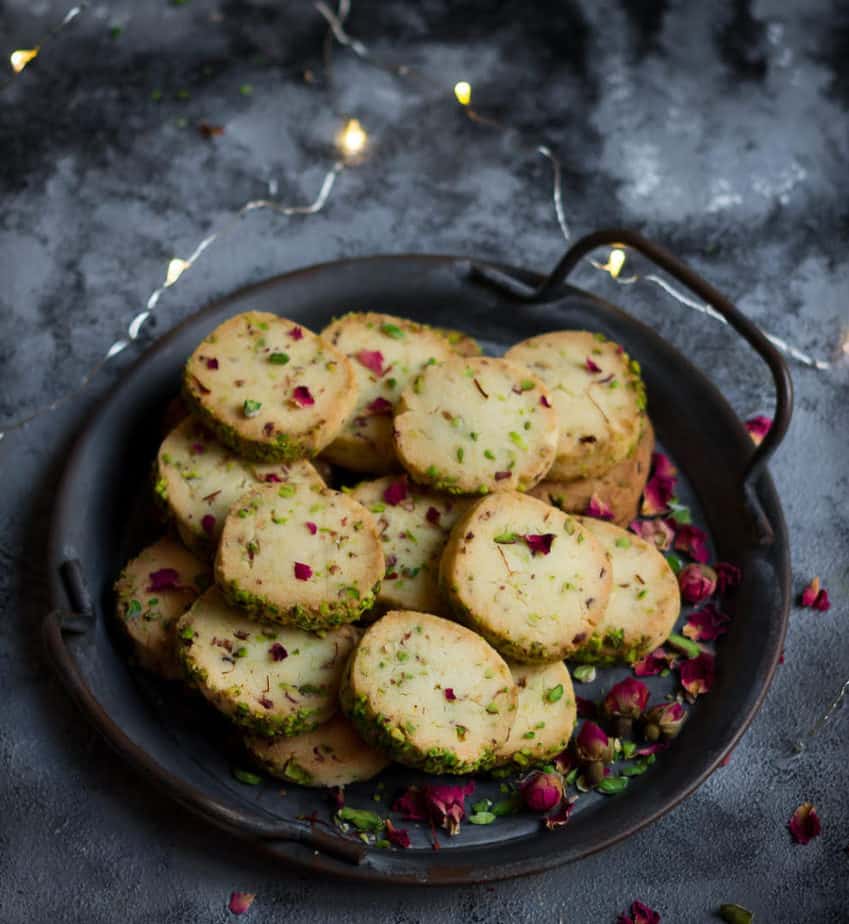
[{"left": 114, "top": 311, "right": 680, "bottom": 787}]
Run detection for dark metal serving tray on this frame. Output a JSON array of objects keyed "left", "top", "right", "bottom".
[{"left": 45, "top": 230, "right": 792, "bottom": 884}]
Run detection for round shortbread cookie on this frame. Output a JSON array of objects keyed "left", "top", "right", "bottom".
[
  {"left": 436, "top": 328, "right": 483, "bottom": 357},
  {"left": 177, "top": 586, "right": 360, "bottom": 736},
  {"left": 439, "top": 492, "right": 613, "bottom": 663},
  {"left": 350, "top": 476, "right": 470, "bottom": 615},
  {"left": 570, "top": 517, "right": 681, "bottom": 665},
  {"left": 155, "top": 417, "right": 325, "bottom": 553},
  {"left": 494, "top": 661, "right": 577, "bottom": 770},
  {"left": 183, "top": 311, "right": 356, "bottom": 462},
  {"left": 505, "top": 331, "right": 646, "bottom": 481},
  {"left": 320, "top": 312, "right": 455, "bottom": 473},
  {"left": 528, "top": 419, "right": 654, "bottom": 527},
  {"left": 244, "top": 714, "right": 390, "bottom": 787},
  {"left": 215, "top": 484, "right": 384, "bottom": 629},
  {"left": 393, "top": 356, "right": 559, "bottom": 494},
  {"left": 340, "top": 610, "right": 517, "bottom": 773},
  {"left": 114, "top": 537, "right": 210, "bottom": 679}
]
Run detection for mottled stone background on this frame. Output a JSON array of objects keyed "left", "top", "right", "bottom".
[{"left": 1, "top": 0, "right": 847, "bottom": 921}]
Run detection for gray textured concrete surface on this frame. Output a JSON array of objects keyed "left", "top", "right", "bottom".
[{"left": 1, "top": 1, "right": 848, "bottom": 921}]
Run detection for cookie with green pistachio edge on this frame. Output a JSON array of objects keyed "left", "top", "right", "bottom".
[
  {"left": 505, "top": 330, "right": 646, "bottom": 481},
  {"left": 494, "top": 661, "right": 577, "bottom": 770},
  {"left": 183, "top": 311, "right": 356, "bottom": 462},
  {"left": 177, "top": 586, "right": 360, "bottom": 736},
  {"left": 114, "top": 537, "right": 210, "bottom": 679},
  {"left": 528, "top": 419, "right": 654, "bottom": 527},
  {"left": 320, "top": 312, "right": 456, "bottom": 474},
  {"left": 155, "top": 416, "right": 325, "bottom": 554},
  {"left": 350, "top": 476, "right": 471, "bottom": 616},
  {"left": 439, "top": 491, "right": 612, "bottom": 663},
  {"left": 435, "top": 327, "right": 483, "bottom": 357},
  {"left": 393, "top": 356, "right": 559, "bottom": 495},
  {"left": 215, "top": 483, "right": 384, "bottom": 630},
  {"left": 244, "top": 714, "right": 390, "bottom": 787},
  {"left": 569, "top": 516, "right": 680, "bottom": 665},
  {"left": 340, "top": 610, "right": 517, "bottom": 773}
]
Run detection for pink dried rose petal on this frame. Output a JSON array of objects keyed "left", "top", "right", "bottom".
[
  {"left": 678, "top": 651, "right": 715, "bottom": 699},
  {"left": 392, "top": 786, "right": 427, "bottom": 821},
  {"left": 264, "top": 473, "right": 282, "bottom": 483},
  {"left": 634, "top": 741, "right": 669, "bottom": 756},
  {"left": 633, "top": 647, "right": 676, "bottom": 677},
  {"left": 552, "top": 749, "right": 574, "bottom": 774},
  {"left": 585, "top": 494, "right": 614, "bottom": 521},
  {"left": 800, "top": 576, "right": 830, "bottom": 610},
  {"left": 494, "top": 470, "right": 512, "bottom": 481},
  {"left": 651, "top": 452, "right": 677, "bottom": 480},
  {"left": 683, "top": 603, "right": 730, "bottom": 641},
  {"left": 205, "top": 357, "right": 219, "bottom": 370},
  {"left": 673, "top": 523, "right": 710, "bottom": 564},
  {"left": 201, "top": 514, "right": 216, "bottom": 536},
  {"left": 603, "top": 678, "right": 649, "bottom": 718},
  {"left": 629, "top": 518, "right": 675, "bottom": 552},
  {"left": 356, "top": 349, "right": 385, "bottom": 377},
  {"left": 425, "top": 506, "right": 441, "bottom": 526},
  {"left": 383, "top": 479, "right": 408, "bottom": 506},
  {"left": 540, "top": 394, "right": 552, "bottom": 408},
  {"left": 678, "top": 563, "right": 717, "bottom": 604},
  {"left": 715, "top": 561, "right": 742, "bottom": 594},
  {"left": 294, "top": 562, "right": 313, "bottom": 581},
  {"left": 523, "top": 533, "right": 555, "bottom": 556},
  {"left": 366, "top": 396, "right": 393, "bottom": 415},
  {"left": 789, "top": 802, "right": 821, "bottom": 844},
  {"left": 424, "top": 781, "right": 475, "bottom": 835},
  {"left": 292, "top": 385, "right": 315, "bottom": 407},
  {"left": 813, "top": 589, "right": 831, "bottom": 611},
  {"left": 228, "top": 892, "right": 256, "bottom": 915},
  {"left": 520, "top": 770, "right": 564, "bottom": 813},
  {"left": 585, "top": 357, "right": 602, "bottom": 373},
  {"left": 305, "top": 521, "right": 317, "bottom": 535},
  {"left": 544, "top": 795, "right": 577, "bottom": 830},
  {"left": 745, "top": 415, "right": 772, "bottom": 446},
  {"left": 575, "top": 721, "right": 612, "bottom": 762},
  {"left": 288, "top": 325, "right": 304, "bottom": 341},
  {"left": 617, "top": 899, "right": 660, "bottom": 924},
  {"left": 384, "top": 819, "right": 411, "bottom": 848},
  {"left": 641, "top": 474, "right": 676, "bottom": 516},
  {"left": 147, "top": 568, "right": 181, "bottom": 592},
  {"left": 443, "top": 688, "right": 456, "bottom": 701},
  {"left": 269, "top": 643, "right": 288, "bottom": 661}
]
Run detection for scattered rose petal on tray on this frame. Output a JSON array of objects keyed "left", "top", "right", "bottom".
[
  {"left": 384, "top": 819, "right": 411, "bottom": 848},
  {"left": 789, "top": 802, "right": 821, "bottom": 844},
  {"left": 629, "top": 518, "right": 675, "bottom": 551},
  {"left": 714, "top": 562, "right": 742, "bottom": 594},
  {"left": 633, "top": 648, "right": 676, "bottom": 677},
  {"left": 617, "top": 899, "right": 660, "bottom": 924},
  {"left": 745, "top": 415, "right": 772, "bottom": 445},
  {"left": 678, "top": 652, "right": 715, "bottom": 700},
  {"left": 673, "top": 524, "right": 709, "bottom": 563},
  {"left": 651, "top": 452, "right": 677, "bottom": 480},
  {"left": 682, "top": 604, "right": 730, "bottom": 641},
  {"left": 678, "top": 563, "right": 717, "bottom": 603},
  {"left": 543, "top": 795, "right": 577, "bottom": 830},
  {"left": 393, "top": 782, "right": 475, "bottom": 836},
  {"left": 641, "top": 474, "right": 675, "bottom": 516},
  {"left": 228, "top": 892, "right": 255, "bottom": 915}
]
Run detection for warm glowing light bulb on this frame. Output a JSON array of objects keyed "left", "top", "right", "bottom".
[
  {"left": 606, "top": 248, "right": 627, "bottom": 279},
  {"left": 165, "top": 258, "right": 190, "bottom": 287},
  {"left": 454, "top": 81, "right": 472, "bottom": 106},
  {"left": 337, "top": 118, "right": 367, "bottom": 158},
  {"left": 10, "top": 47, "right": 39, "bottom": 73}
]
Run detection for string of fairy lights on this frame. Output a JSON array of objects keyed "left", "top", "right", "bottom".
[
  {"left": 2, "top": 1, "right": 841, "bottom": 445},
  {"left": 2, "top": 0, "right": 846, "bottom": 765}
]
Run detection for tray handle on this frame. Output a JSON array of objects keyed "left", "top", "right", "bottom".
[
  {"left": 43, "top": 562, "right": 367, "bottom": 867},
  {"left": 469, "top": 228, "right": 793, "bottom": 546}
]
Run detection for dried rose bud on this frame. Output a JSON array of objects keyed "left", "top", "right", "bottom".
[
  {"left": 603, "top": 677, "right": 649, "bottom": 719},
  {"left": 678, "top": 563, "right": 717, "bottom": 603},
  {"left": 745, "top": 415, "right": 772, "bottom": 446},
  {"left": 643, "top": 701, "right": 686, "bottom": 740},
  {"left": 576, "top": 720, "right": 613, "bottom": 763},
  {"left": 629, "top": 517, "right": 675, "bottom": 551},
  {"left": 520, "top": 770, "right": 564, "bottom": 813}
]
